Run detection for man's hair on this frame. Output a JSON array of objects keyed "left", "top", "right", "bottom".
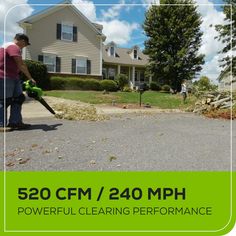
[{"left": 14, "top": 33, "right": 30, "bottom": 45}]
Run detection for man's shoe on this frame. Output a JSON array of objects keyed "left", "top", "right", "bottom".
[
  {"left": 0, "top": 127, "right": 13, "bottom": 132},
  {"left": 8, "top": 123, "right": 32, "bottom": 130}
]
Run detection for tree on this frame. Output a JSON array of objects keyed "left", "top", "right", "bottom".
[
  {"left": 193, "top": 76, "right": 218, "bottom": 91},
  {"left": 143, "top": 0, "right": 205, "bottom": 91},
  {"left": 115, "top": 74, "right": 129, "bottom": 91},
  {"left": 215, "top": 0, "right": 236, "bottom": 76},
  {"left": 193, "top": 76, "right": 213, "bottom": 91}
]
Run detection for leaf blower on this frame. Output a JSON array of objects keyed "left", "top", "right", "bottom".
[{"left": 23, "top": 80, "right": 56, "bottom": 115}]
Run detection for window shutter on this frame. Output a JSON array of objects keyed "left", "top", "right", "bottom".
[
  {"left": 56, "top": 57, "right": 61, "bottom": 73},
  {"left": 38, "top": 55, "right": 43, "bottom": 62},
  {"left": 73, "top": 26, "right": 77, "bottom": 42},
  {"left": 87, "top": 60, "right": 91, "bottom": 74},
  {"left": 57, "top": 24, "right": 61, "bottom": 40},
  {"left": 72, "top": 59, "right": 76, "bottom": 74}
]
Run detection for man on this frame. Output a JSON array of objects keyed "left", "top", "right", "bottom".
[
  {"left": 0, "top": 33, "right": 36, "bottom": 132},
  {"left": 180, "top": 80, "right": 188, "bottom": 103}
]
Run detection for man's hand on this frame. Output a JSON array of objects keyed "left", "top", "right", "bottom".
[{"left": 29, "top": 78, "right": 36, "bottom": 85}]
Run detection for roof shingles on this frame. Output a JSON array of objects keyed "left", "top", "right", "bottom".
[{"left": 102, "top": 46, "right": 149, "bottom": 67}]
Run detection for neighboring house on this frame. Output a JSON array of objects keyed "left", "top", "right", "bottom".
[
  {"left": 103, "top": 41, "right": 150, "bottom": 87},
  {"left": 18, "top": 0, "right": 106, "bottom": 77},
  {"left": 218, "top": 68, "right": 236, "bottom": 91},
  {"left": 18, "top": 0, "right": 150, "bottom": 87}
]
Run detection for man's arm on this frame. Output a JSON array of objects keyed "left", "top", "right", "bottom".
[{"left": 13, "top": 56, "right": 35, "bottom": 83}]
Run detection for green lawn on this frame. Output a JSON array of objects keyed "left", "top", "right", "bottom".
[{"left": 44, "top": 90, "right": 197, "bottom": 109}]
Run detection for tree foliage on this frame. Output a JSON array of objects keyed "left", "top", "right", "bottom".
[
  {"left": 193, "top": 76, "right": 218, "bottom": 91},
  {"left": 215, "top": 0, "right": 236, "bottom": 76},
  {"left": 115, "top": 74, "right": 129, "bottom": 91},
  {"left": 143, "top": 0, "right": 205, "bottom": 91}
]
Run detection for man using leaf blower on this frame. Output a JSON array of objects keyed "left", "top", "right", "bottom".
[{"left": 0, "top": 33, "right": 36, "bottom": 132}]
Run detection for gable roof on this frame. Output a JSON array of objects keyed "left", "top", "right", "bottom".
[
  {"left": 102, "top": 45, "right": 149, "bottom": 67},
  {"left": 18, "top": 0, "right": 105, "bottom": 38}
]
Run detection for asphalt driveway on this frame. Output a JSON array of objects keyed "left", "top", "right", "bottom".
[{"left": 1, "top": 112, "right": 235, "bottom": 171}]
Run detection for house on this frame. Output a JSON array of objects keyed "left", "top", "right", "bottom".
[
  {"left": 18, "top": 0, "right": 150, "bottom": 87},
  {"left": 218, "top": 68, "right": 236, "bottom": 91},
  {"left": 102, "top": 41, "right": 150, "bottom": 87},
  {"left": 19, "top": 1, "right": 106, "bottom": 77}
]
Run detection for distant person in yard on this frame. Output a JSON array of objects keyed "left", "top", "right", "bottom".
[
  {"left": 180, "top": 80, "right": 188, "bottom": 103},
  {"left": 0, "top": 33, "right": 36, "bottom": 132}
]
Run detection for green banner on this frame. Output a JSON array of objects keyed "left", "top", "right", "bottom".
[{"left": 0, "top": 171, "right": 235, "bottom": 235}]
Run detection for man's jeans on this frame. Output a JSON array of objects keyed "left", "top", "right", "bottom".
[{"left": 0, "top": 78, "right": 23, "bottom": 127}]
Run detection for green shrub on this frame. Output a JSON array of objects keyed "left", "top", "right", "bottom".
[
  {"left": 143, "top": 83, "right": 150, "bottom": 91},
  {"left": 193, "top": 76, "right": 218, "bottom": 92},
  {"left": 73, "top": 78, "right": 86, "bottom": 89},
  {"left": 64, "top": 78, "right": 85, "bottom": 90},
  {"left": 162, "top": 84, "right": 171, "bottom": 92},
  {"left": 50, "top": 76, "right": 119, "bottom": 91},
  {"left": 115, "top": 74, "right": 129, "bottom": 91},
  {"left": 123, "top": 86, "right": 132, "bottom": 92},
  {"left": 150, "top": 81, "right": 161, "bottom": 91},
  {"left": 100, "top": 80, "right": 118, "bottom": 92},
  {"left": 50, "top": 77, "right": 67, "bottom": 90},
  {"left": 20, "top": 60, "right": 49, "bottom": 89},
  {"left": 50, "top": 77, "right": 102, "bottom": 90},
  {"left": 83, "top": 79, "right": 101, "bottom": 91},
  {"left": 50, "top": 77, "right": 120, "bottom": 91}
]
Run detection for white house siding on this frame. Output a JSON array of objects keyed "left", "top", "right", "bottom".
[
  {"left": 218, "top": 72, "right": 236, "bottom": 91},
  {"left": 25, "top": 6, "right": 101, "bottom": 75}
]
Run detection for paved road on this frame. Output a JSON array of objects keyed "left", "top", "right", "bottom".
[{"left": 1, "top": 113, "right": 235, "bottom": 171}]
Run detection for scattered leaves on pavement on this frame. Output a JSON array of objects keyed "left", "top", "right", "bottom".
[
  {"left": 101, "top": 138, "right": 108, "bottom": 142},
  {"left": 6, "top": 152, "right": 16, "bottom": 158},
  {"left": 42, "top": 150, "right": 52, "bottom": 154},
  {"left": 90, "top": 160, "right": 96, "bottom": 165},
  {"left": 19, "top": 158, "right": 30, "bottom": 164},
  {"left": 109, "top": 156, "right": 117, "bottom": 162},
  {"left": 6, "top": 162, "right": 15, "bottom": 167}
]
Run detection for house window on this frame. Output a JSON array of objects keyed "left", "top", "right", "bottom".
[
  {"left": 102, "top": 68, "right": 107, "bottom": 79},
  {"left": 133, "top": 49, "right": 138, "bottom": 59},
  {"left": 108, "top": 68, "right": 116, "bottom": 80},
  {"left": 62, "top": 24, "right": 73, "bottom": 41},
  {"left": 110, "top": 46, "right": 115, "bottom": 57},
  {"left": 140, "top": 72, "right": 145, "bottom": 82},
  {"left": 135, "top": 71, "right": 138, "bottom": 81},
  {"left": 76, "top": 58, "right": 87, "bottom": 74},
  {"left": 43, "top": 54, "right": 56, "bottom": 72}
]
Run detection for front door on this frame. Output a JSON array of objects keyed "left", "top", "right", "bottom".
[{"left": 135, "top": 71, "right": 145, "bottom": 86}]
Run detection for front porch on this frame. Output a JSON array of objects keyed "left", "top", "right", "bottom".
[{"left": 102, "top": 63, "right": 151, "bottom": 88}]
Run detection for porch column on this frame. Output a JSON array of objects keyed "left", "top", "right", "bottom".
[
  {"left": 117, "top": 65, "right": 121, "bottom": 75},
  {"left": 132, "top": 66, "right": 135, "bottom": 87},
  {"left": 149, "top": 75, "right": 152, "bottom": 83}
]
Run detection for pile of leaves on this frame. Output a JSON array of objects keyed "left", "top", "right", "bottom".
[
  {"left": 53, "top": 103, "right": 109, "bottom": 121},
  {"left": 204, "top": 108, "right": 236, "bottom": 120}
]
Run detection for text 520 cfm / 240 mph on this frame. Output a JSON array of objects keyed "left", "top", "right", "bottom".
[{"left": 17, "top": 187, "right": 186, "bottom": 201}]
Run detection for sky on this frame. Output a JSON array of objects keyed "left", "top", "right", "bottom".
[{"left": 0, "top": 0, "right": 232, "bottom": 83}]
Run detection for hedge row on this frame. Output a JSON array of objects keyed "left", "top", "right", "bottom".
[
  {"left": 21, "top": 60, "right": 174, "bottom": 93},
  {"left": 150, "top": 82, "right": 171, "bottom": 92},
  {"left": 50, "top": 76, "right": 119, "bottom": 92}
]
